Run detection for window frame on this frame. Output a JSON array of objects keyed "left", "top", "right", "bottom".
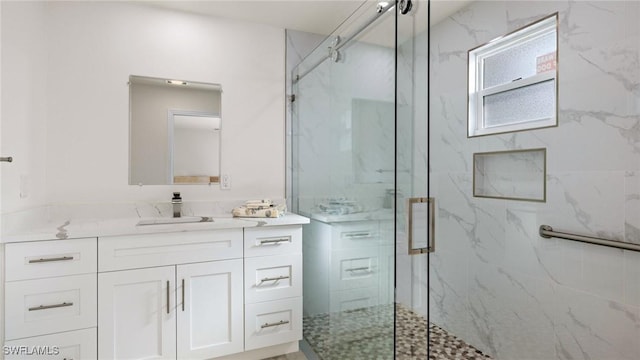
[{"left": 468, "top": 13, "right": 559, "bottom": 138}]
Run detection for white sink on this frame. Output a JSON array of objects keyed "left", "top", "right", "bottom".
[{"left": 136, "top": 216, "right": 213, "bottom": 226}]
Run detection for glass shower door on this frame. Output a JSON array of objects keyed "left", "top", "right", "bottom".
[
  {"left": 291, "top": 2, "right": 398, "bottom": 359},
  {"left": 394, "top": 0, "right": 432, "bottom": 358}
]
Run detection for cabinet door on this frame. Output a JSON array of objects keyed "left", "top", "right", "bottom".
[
  {"left": 176, "top": 259, "right": 243, "bottom": 359},
  {"left": 98, "top": 266, "right": 176, "bottom": 360}
]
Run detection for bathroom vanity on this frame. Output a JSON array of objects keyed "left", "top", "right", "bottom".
[
  {"left": 303, "top": 211, "right": 394, "bottom": 317},
  {"left": 1, "top": 214, "right": 308, "bottom": 360}
]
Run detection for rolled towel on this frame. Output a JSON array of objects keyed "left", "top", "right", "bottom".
[
  {"left": 245, "top": 199, "right": 273, "bottom": 209},
  {"left": 232, "top": 203, "right": 286, "bottom": 218}
]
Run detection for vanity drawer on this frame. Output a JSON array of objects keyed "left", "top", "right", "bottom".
[
  {"left": 244, "top": 226, "right": 302, "bottom": 257},
  {"left": 4, "top": 328, "right": 97, "bottom": 360},
  {"left": 331, "top": 221, "right": 382, "bottom": 250},
  {"left": 330, "top": 248, "right": 380, "bottom": 291},
  {"left": 245, "top": 254, "right": 302, "bottom": 303},
  {"left": 98, "top": 228, "right": 243, "bottom": 272},
  {"left": 5, "top": 274, "right": 97, "bottom": 340},
  {"left": 5, "top": 238, "right": 97, "bottom": 281},
  {"left": 244, "top": 297, "right": 302, "bottom": 351}
]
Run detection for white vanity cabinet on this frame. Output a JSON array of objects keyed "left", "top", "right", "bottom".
[
  {"left": 304, "top": 219, "right": 393, "bottom": 316},
  {"left": 97, "top": 229, "right": 244, "bottom": 360},
  {"left": 2, "top": 218, "right": 308, "bottom": 360},
  {"left": 243, "top": 226, "right": 303, "bottom": 351},
  {"left": 3, "top": 238, "right": 98, "bottom": 357}
]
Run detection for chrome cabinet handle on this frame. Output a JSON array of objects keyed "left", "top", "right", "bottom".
[
  {"left": 29, "top": 256, "right": 74, "bottom": 264},
  {"left": 181, "top": 279, "right": 185, "bottom": 312},
  {"left": 0, "top": 157, "right": 13, "bottom": 162},
  {"left": 259, "top": 275, "right": 290, "bottom": 284},
  {"left": 29, "top": 302, "right": 73, "bottom": 311},
  {"left": 259, "top": 238, "right": 289, "bottom": 245},
  {"left": 345, "top": 267, "right": 371, "bottom": 272},
  {"left": 261, "top": 320, "right": 289, "bottom": 329},
  {"left": 166, "top": 281, "right": 170, "bottom": 314},
  {"left": 407, "top": 197, "right": 435, "bottom": 255},
  {"left": 344, "top": 232, "right": 372, "bottom": 238}
]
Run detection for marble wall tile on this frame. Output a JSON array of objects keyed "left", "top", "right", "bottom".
[
  {"left": 581, "top": 245, "right": 625, "bottom": 303},
  {"left": 428, "top": 1, "right": 640, "bottom": 359},
  {"left": 554, "top": 285, "right": 640, "bottom": 360},
  {"left": 504, "top": 207, "right": 557, "bottom": 281},
  {"left": 435, "top": 172, "right": 507, "bottom": 262},
  {"left": 430, "top": 92, "right": 471, "bottom": 173},
  {"left": 625, "top": 171, "right": 640, "bottom": 243},
  {"left": 535, "top": 236, "right": 584, "bottom": 290},
  {"left": 429, "top": 249, "right": 471, "bottom": 346},
  {"left": 624, "top": 250, "right": 640, "bottom": 307},
  {"left": 543, "top": 171, "right": 626, "bottom": 242},
  {"left": 467, "top": 261, "right": 556, "bottom": 359}
]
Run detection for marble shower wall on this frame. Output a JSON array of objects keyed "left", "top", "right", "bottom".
[{"left": 430, "top": 1, "right": 640, "bottom": 359}]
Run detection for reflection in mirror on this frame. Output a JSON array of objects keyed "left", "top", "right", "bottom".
[
  {"left": 129, "top": 75, "right": 222, "bottom": 185},
  {"left": 171, "top": 111, "right": 221, "bottom": 184}
]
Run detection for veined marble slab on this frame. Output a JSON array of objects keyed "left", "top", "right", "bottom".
[
  {"left": 0, "top": 214, "right": 309, "bottom": 244},
  {"left": 303, "top": 209, "right": 394, "bottom": 224}
]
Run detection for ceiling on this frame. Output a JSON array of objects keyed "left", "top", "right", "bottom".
[{"left": 145, "top": 0, "right": 472, "bottom": 36}]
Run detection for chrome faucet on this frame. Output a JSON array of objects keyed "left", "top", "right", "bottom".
[{"left": 172, "top": 192, "right": 182, "bottom": 218}]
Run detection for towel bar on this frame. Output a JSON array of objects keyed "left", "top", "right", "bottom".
[{"left": 539, "top": 225, "right": 640, "bottom": 252}]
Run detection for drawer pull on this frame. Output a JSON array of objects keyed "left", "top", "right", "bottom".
[
  {"left": 182, "top": 279, "right": 185, "bottom": 312},
  {"left": 345, "top": 232, "right": 372, "bottom": 238},
  {"left": 167, "top": 281, "right": 170, "bottom": 314},
  {"left": 28, "top": 302, "right": 74, "bottom": 311},
  {"left": 260, "top": 238, "right": 289, "bottom": 245},
  {"left": 259, "top": 275, "right": 290, "bottom": 284},
  {"left": 28, "top": 256, "right": 74, "bottom": 264},
  {"left": 345, "top": 267, "right": 371, "bottom": 272},
  {"left": 261, "top": 320, "right": 290, "bottom": 329}
]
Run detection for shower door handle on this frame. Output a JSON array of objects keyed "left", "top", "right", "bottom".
[{"left": 407, "top": 197, "right": 435, "bottom": 255}]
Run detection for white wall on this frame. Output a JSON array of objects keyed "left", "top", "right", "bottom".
[
  {"left": 0, "top": 1, "right": 4, "bottom": 351},
  {"left": 1, "top": 1, "right": 48, "bottom": 214},
  {"left": 2, "top": 1, "right": 286, "bottom": 214}
]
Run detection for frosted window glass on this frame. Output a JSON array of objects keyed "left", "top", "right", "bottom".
[
  {"left": 483, "top": 32, "right": 556, "bottom": 89},
  {"left": 483, "top": 79, "right": 555, "bottom": 128}
]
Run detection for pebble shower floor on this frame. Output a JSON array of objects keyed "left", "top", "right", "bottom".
[{"left": 302, "top": 304, "right": 492, "bottom": 360}]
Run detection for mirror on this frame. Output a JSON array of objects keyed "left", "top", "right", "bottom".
[{"left": 129, "top": 75, "right": 222, "bottom": 185}]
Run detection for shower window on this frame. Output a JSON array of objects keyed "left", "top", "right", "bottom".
[{"left": 468, "top": 13, "right": 558, "bottom": 137}]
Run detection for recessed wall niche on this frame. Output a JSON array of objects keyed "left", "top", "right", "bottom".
[{"left": 473, "top": 148, "right": 546, "bottom": 202}]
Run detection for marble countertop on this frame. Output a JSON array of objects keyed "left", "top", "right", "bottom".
[
  {"left": 1, "top": 214, "right": 310, "bottom": 243},
  {"left": 303, "top": 209, "right": 394, "bottom": 224}
]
